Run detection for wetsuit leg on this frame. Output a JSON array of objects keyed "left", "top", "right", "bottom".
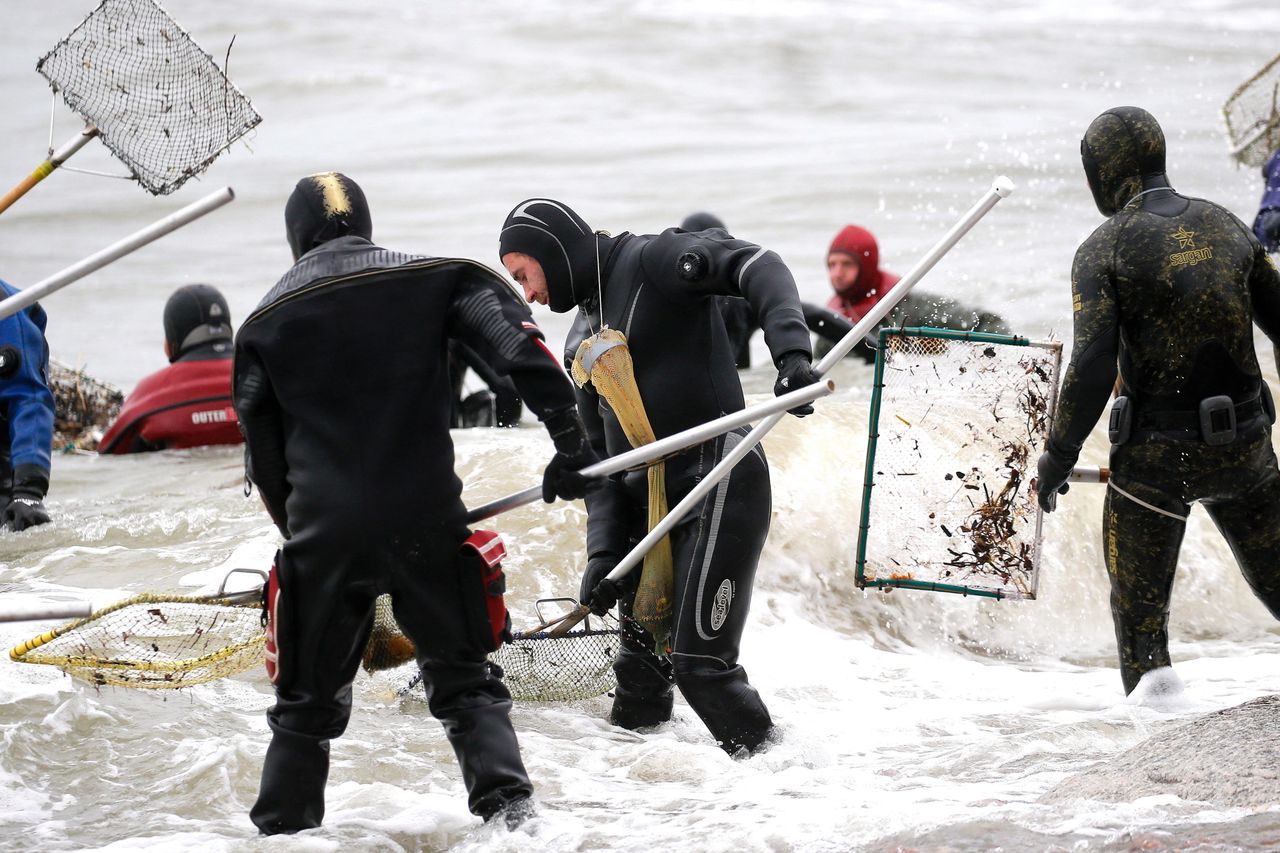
[
  {"left": 250, "top": 547, "right": 377, "bottom": 835},
  {"left": 1102, "top": 471, "right": 1188, "bottom": 695},
  {"left": 667, "top": 430, "right": 774, "bottom": 754},
  {"left": 1200, "top": 436, "right": 1280, "bottom": 619},
  {"left": 609, "top": 597, "right": 675, "bottom": 729},
  {"left": 387, "top": 546, "right": 533, "bottom": 819}
]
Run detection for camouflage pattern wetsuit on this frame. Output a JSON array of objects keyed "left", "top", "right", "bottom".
[{"left": 1039, "top": 107, "right": 1280, "bottom": 694}]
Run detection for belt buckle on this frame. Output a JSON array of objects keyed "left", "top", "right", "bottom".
[{"left": 1198, "top": 395, "right": 1236, "bottom": 446}]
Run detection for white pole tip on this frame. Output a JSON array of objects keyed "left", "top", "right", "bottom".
[{"left": 992, "top": 175, "right": 1016, "bottom": 198}]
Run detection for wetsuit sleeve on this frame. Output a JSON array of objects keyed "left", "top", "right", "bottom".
[
  {"left": 1248, "top": 246, "right": 1280, "bottom": 377},
  {"left": 1048, "top": 232, "right": 1120, "bottom": 466},
  {"left": 801, "top": 301, "right": 876, "bottom": 364},
  {"left": 575, "top": 382, "right": 631, "bottom": 559},
  {"left": 446, "top": 265, "right": 577, "bottom": 421},
  {"left": 0, "top": 295, "right": 54, "bottom": 488},
  {"left": 233, "top": 346, "right": 290, "bottom": 535}
]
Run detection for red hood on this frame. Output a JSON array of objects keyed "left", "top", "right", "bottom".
[{"left": 826, "top": 224, "right": 898, "bottom": 322}]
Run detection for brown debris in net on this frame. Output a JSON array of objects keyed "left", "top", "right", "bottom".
[{"left": 48, "top": 360, "right": 123, "bottom": 452}]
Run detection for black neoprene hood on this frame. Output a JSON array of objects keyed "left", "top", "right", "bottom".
[
  {"left": 499, "top": 198, "right": 597, "bottom": 313},
  {"left": 1081, "top": 106, "right": 1167, "bottom": 216},
  {"left": 163, "top": 283, "right": 232, "bottom": 362},
  {"left": 284, "top": 172, "right": 373, "bottom": 261}
]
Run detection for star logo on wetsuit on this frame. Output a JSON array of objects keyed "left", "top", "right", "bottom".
[{"left": 1172, "top": 227, "right": 1196, "bottom": 249}]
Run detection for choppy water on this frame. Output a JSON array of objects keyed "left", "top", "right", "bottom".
[{"left": 2, "top": 1, "right": 1280, "bottom": 851}]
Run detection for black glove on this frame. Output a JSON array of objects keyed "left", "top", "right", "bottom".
[
  {"left": 1259, "top": 208, "right": 1280, "bottom": 253},
  {"left": 580, "top": 554, "right": 626, "bottom": 616},
  {"left": 1035, "top": 450, "right": 1073, "bottom": 513},
  {"left": 3, "top": 466, "right": 51, "bottom": 532},
  {"left": 774, "top": 351, "right": 823, "bottom": 416},
  {"left": 542, "top": 408, "right": 601, "bottom": 503}
]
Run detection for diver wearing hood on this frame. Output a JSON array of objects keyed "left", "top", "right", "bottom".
[
  {"left": 500, "top": 198, "right": 820, "bottom": 755},
  {"left": 100, "top": 284, "right": 242, "bottom": 453},
  {"left": 238, "top": 173, "right": 594, "bottom": 834},
  {"left": 1036, "top": 107, "right": 1280, "bottom": 695}
]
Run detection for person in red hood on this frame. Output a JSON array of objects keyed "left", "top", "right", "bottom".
[
  {"left": 822, "top": 224, "right": 1008, "bottom": 355},
  {"left": 99, "top": 284, "right": 243, "bottom": 454},
  {"left": 826, "top": 224, "right": 898, "bottom": 323}
]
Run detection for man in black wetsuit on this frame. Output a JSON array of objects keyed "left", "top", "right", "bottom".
[
  {"left": 499, "top": 199, "right": 821, "bottom": 754},
  {"left": 1036, "top": 107, "right": 1280, "bottom": 695},
  {"left": 235, "top": 173, "right": 596, "bottom": 834}
]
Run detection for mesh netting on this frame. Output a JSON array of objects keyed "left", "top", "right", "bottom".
[
  {"left": 361, "top": 593, "right": 417, "bottom": 672},
  {"left": 9, "top": 593, "right": 264, "bottom": 688},
  {"left": 490, "top": 627, "right": 619, "bottom": 702},
  {"left": 856, "top": 329, "right": 1062, "bottom": 599},
  {"left": 36, "top": 0, "right": 262, "bottom": 195},
  {"left": 1223, "top": 52, "right": 1280, "bottom": 168},
  {"left": 48, "top": 359, "right": 123, "bottom": 451}
]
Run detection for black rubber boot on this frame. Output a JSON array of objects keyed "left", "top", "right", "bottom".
[
  {"left": 610, "top": 643, "right": 674, "bottom": 729},
  {"left": 423, "top": 664, "right": 533, "bottom": 819},
  {"left": 250, "top": 727, "right": 331, "bottom": 835},
  {"left": 674, "top": 664, "right": 774, "bottom": 755}
]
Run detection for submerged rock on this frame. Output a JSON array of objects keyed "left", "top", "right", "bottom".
[{"left": 1041, "top": 693, "right": 1280, "bottom": 809}]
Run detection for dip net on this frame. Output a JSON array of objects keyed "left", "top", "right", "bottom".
[
  {"left": 9, "top": 589, "right": 264, "bottom": 689},
  {"left": 1223, "top": 52, "right": 1280, "bottom": 168},
  {"left": 394, "top": 599, "right": 620, "bottom": 702},
  {"left": 36, "top": 0, "right": 262, "bottom": 195},
  {"left": 856, "top": 328, "right": 1062, "bottom": 600}
]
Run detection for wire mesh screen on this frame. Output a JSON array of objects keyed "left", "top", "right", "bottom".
[
  {"left": 1223, "top": 52, "right": 1280, "bottom": 168},
  {"left": 9, "top": 593, "right": 265, "bottom": 689},
  {"left": 856, "top": 328, "right": 1062, "bottom": 600},
  {"left": 36, "top": 0, "right": 262, "bottom": 195},
  {"left": 490, "top": 627, "right": 619, "bottom": 702}
]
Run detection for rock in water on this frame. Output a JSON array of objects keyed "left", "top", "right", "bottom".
[{"left": 1041, "top": 693, "right": 1280, "bottom": 809}]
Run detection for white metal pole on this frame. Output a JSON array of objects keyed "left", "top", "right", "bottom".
[
  {"left": 0, "top": 598, "right": 91, "bottom": 624},
  {"left": 0, "top": 186, "right": 236, "bottom": 321}
]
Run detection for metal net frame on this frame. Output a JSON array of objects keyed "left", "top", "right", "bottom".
[
  {"left": 855, "top": 328, "right": 1062, "bottom": 600},
  {"left": 36, "top": 0, "right": 262, "bottom": 195},
  {"left": 1223, "top": 52, "right": 1280, "bottom": 169},
  {"left": 9, "top": 592, "right": 265, "bottom": 689}
]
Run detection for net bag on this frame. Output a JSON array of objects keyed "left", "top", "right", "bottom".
[
  {"left": 572, "top": 328, "right": 673, "bottom": 649},
  {"left": 1222, "top": 52, "right": 1280, "bottom": 168},
  {"left": 48, "top": 359, "right": 124, "bottom": 451},
  {"left": 856, "top": 328, "right": 1062, "bottom": 599},
  {"left": 36, "top": 0, "right": 262, "bottom": 195},
  {"left": 361, "top": 593, "right": 417, "bottom": 673},
  {"left": 9, "top": 591, "right": 264, "bottom": 688}
]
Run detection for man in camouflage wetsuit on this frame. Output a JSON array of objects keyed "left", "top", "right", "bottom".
[{"left": 1036, "top": 106, "right": 1280, "bottom": 695}]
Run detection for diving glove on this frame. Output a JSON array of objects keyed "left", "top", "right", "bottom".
[
  {"left": 1035, "top": 450, "right": 1073, "bottom": 513},
  {"left": 542, "top": 408, "right": 601, "bottom": 502},
  {"left": 773, "top": 351, "right": 822, "bottom": 417}
]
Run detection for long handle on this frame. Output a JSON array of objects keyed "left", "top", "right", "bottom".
[
  {"left": 0, "top": 598, "right": 92, "bottom": 624},
  {"left": 464, "top": 379, "right": 835, "bottom": 524},
  {"left": 0, "top": 126, "right": 99, "bottom": 216},
  {"left": 0, "top": 186, "right": 236, "bottom": 321},
  {"left": 603, "top": 176, "right": 1016, "bottom": 588}
]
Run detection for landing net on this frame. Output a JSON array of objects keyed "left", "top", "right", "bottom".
[
  {"left": 36, "top": 0, "right": 262, "bottom": 195},
  {"left": 1223, "top": 52, "right": 1280, "bottom": 168},
  {"left": 856, "top": 328, "right": 1062, "bottom": 599},
  {"left": 9, "top": 591, "right": 264, "bottom": 688},
  {"left": 489, "top": 625, "right": 619, "bottom": 702}
]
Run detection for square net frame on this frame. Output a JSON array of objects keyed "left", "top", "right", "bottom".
[
  {"left": 1222, "top": 52, "right": 1280, "bottom": 169},
  {"left": 855, "top": 328, "right": 1062, "bottom": 600},
  {"left": 35, "top": 0, "right": 262, "bottom": 195}
]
